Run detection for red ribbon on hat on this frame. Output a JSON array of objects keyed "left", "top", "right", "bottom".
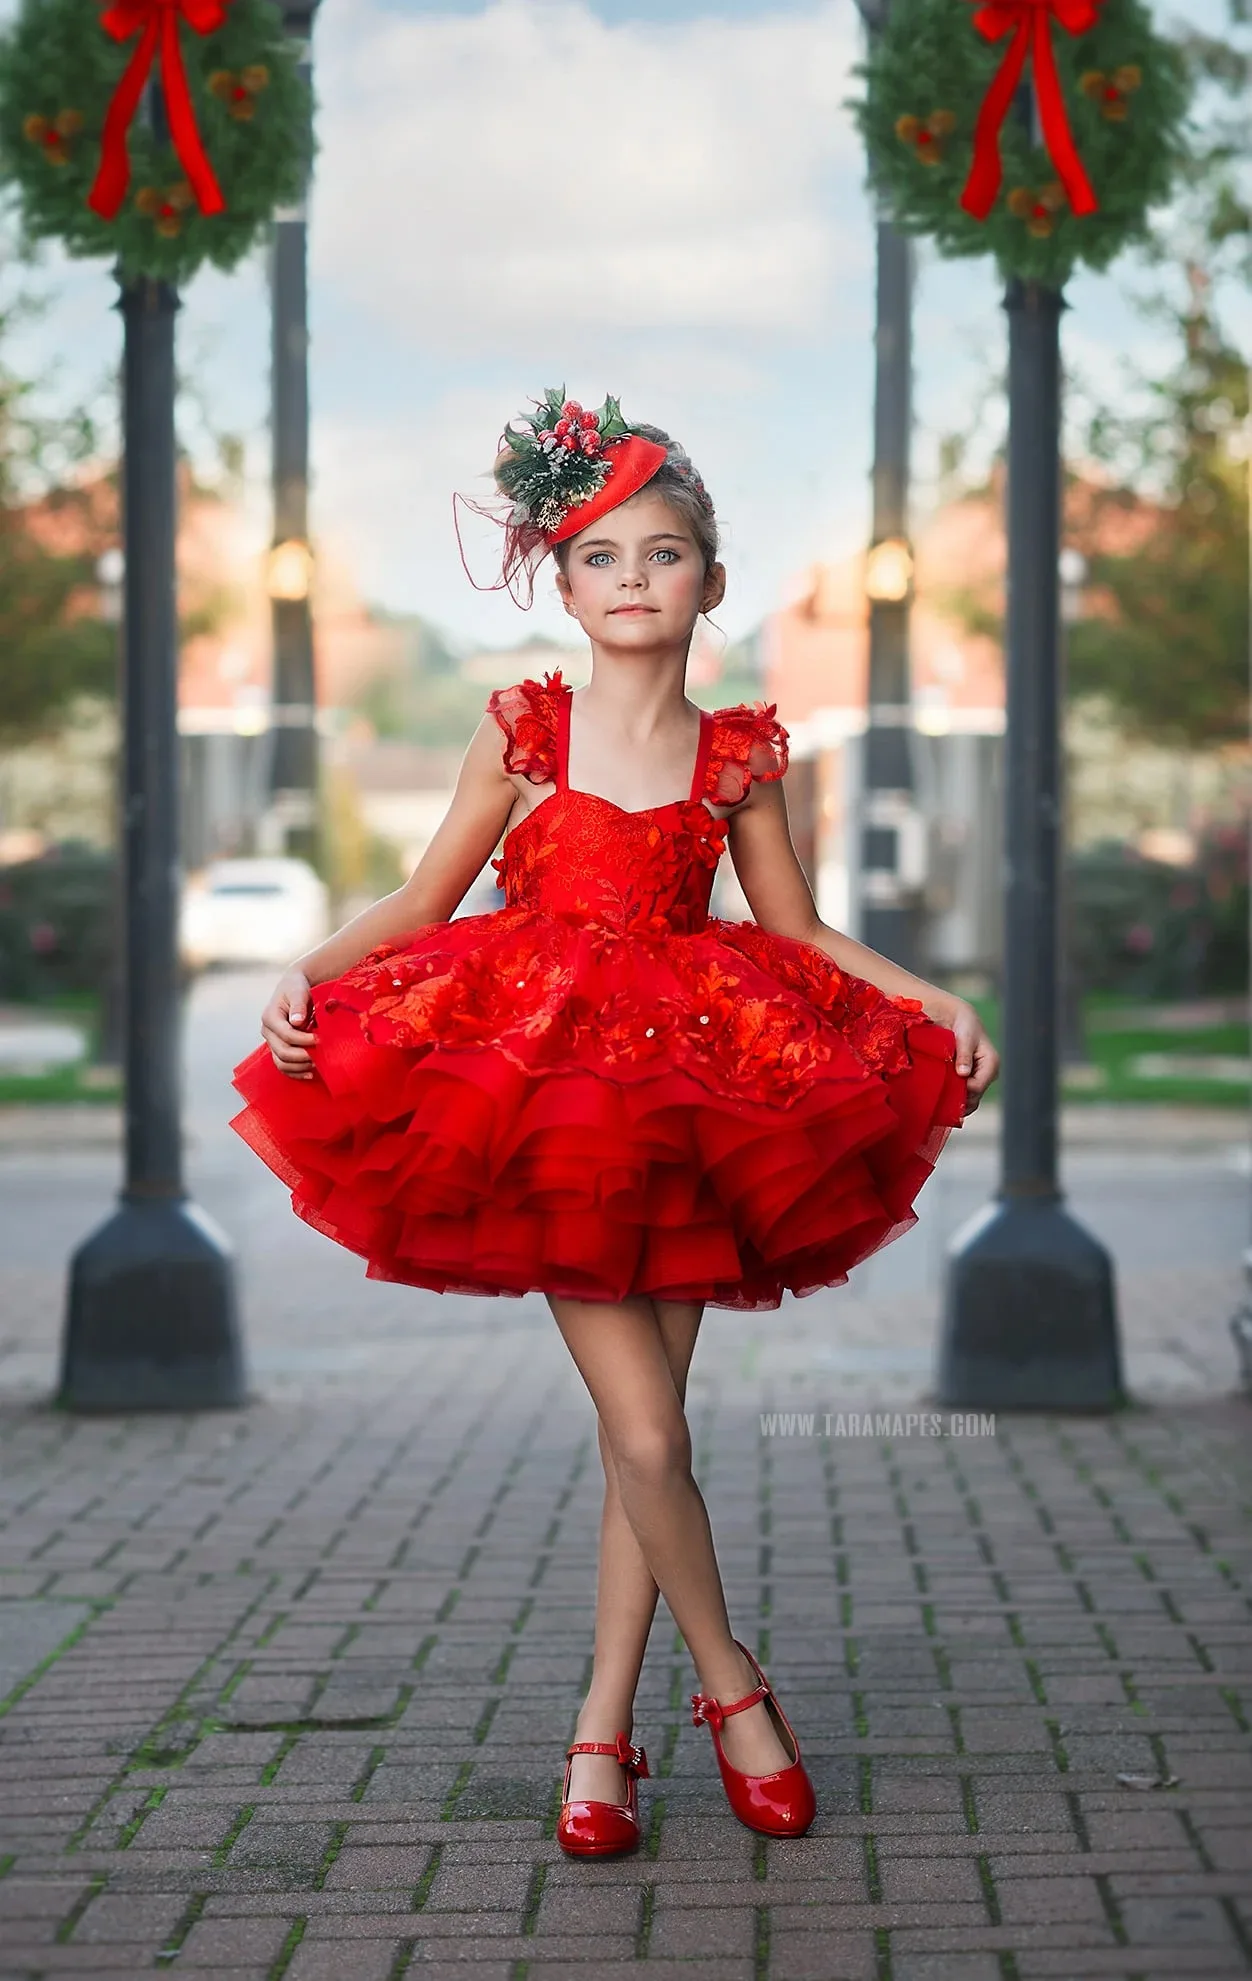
[
  {"left": 88, "top": 0, "right": 229, "bottom": 221},
  {"left": 959, "top": 0, "right": 1102, "bottom": 223}
]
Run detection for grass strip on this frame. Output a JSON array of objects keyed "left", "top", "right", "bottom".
[
  {"left": 268, "top": 1917, "right": 306, "bottom": 1980},
  {"left": 155, "top": 1890, "right": 207, "bottom": 1967},
  {"left": 54, "top": 1871, "right": 106, "bottom": 1944}
]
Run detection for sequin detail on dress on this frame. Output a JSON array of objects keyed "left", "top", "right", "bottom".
[{"left": 230, "top": 670, "right": 965, "bottom": 1309}]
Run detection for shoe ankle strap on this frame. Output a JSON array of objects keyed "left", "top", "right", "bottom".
[
  {"left": 565, "top": 1731, "right": 649, "bottom": 1776},
  {"left": 690, "top": 1680, "right": 770, "bottom": 1732}
]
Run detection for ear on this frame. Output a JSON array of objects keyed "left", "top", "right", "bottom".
[
  {"left": 701, "top": 561, "right": 727, "bottom": 616},
  {"left": 554, "top": 567, "right": 580, "bottom": 618}
]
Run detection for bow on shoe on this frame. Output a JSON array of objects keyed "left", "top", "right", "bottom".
[
  {"left": 89, "top": 0, "right": 229, "bottom": 221},
  {"left": 615, "top": 1732, "right": 650, "bottom": 1775},
  {"left": 691, "top": 1691, "right": 725, "bottom": 1732},
  {"left": 960, "top": 0, "right": 1102, "bottom": 222}
]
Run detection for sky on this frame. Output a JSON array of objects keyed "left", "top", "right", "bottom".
[{"left": 2, "top": 0, "right": 1244, "bottom": 649}]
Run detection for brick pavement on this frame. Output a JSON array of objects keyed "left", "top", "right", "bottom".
[
  {"left": 1, "top": 1288, "right": 1250, "bottom": 1981},
  {"left": 1, "top": 965, "right": 1250, "bottom": 1981}
]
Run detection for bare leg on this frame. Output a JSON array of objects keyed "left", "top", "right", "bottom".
[
  {"left": 566, "top": 1298, "right": 702, "bottom": 1804},
  {"left": 550, "top": 1292, "right": 792, "bottom": 1805}
]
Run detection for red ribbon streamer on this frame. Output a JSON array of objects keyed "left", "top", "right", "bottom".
[
  {"left": 960, "top": 0, "right": 1102, "bottom": 222},
  {"left": 88, "top": 0, "right": 229, "bottom": 221}
]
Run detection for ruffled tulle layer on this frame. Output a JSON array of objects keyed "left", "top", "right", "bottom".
[{"left": 230, "top": 910, "right": 966, "bottom": 1311}]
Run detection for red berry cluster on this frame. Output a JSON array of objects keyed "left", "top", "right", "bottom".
[{"left": 539, "top": 400, "right": 603, "bottom": 459}]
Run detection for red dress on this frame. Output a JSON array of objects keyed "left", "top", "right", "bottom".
[{"left": 230, "top": 671, "right": 965, "bottom": 1310}]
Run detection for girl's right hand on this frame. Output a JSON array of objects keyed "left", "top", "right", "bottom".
[{"left": 261, "top": 968, "right": 317, "bottom": 1079}]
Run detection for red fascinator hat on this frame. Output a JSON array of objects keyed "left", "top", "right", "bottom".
[
  {"left": 546, "top": 431, "right": 668, "bottom": 542},
  {"left": 455, "top": 388, "right": 669, "bottom": 607}
]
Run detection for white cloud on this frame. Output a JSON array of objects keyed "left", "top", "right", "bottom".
[
  {"left": 300, "top": 0, "right": 876, "bottom": 638},
  {"left": 312, "top": 0, "right": 862, "bottom": 351}
]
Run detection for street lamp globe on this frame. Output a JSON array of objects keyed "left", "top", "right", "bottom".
[
  {"left": 267, "top": 537, "right": 314, "bottom": 601},
  {"left": 865, "top": 536, "right": 914, "bottom": 603}
]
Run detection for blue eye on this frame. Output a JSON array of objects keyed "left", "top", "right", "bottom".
[
  {"left": 587, "top": 552, "right": 613, "bottom": 567},
  {"left": 652, "top": 548, "right": 679, "bottom": 564}
]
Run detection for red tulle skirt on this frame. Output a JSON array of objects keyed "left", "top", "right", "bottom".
[{"left": 230, "top": 909, "right": 966, "bottom": 1311}]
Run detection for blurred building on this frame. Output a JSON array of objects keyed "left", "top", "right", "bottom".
[
  {"left": 177, "top": 497, "right": 417, "bottom": 869},
  {"left": 764, "top": 490, "right": 1007, "bottom": 983},
  {"left": 6, "top": 462, "right": 1246, "bottom": 961}
]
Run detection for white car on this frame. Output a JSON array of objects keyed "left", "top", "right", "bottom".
[{"left": 182, "top": 858, "right": 330, "bottom": 969}]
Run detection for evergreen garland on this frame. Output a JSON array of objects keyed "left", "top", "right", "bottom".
[
  {"left": 852, "top": 0, "right": 1190, "bottom": 286},
  {"left": 0, "top": 0, "right": 311, "bottom": 285}
]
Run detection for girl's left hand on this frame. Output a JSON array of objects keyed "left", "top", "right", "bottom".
[{"left": 928, "top": 997, "right": 1000, "bottom": 1115}]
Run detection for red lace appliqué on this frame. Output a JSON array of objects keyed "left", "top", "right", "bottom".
[
  {"left": 486, "top": 670, "right": 567, "bottom": 786},
  {"left": 704, "top": 702, "right": 789, "bottom": 807},
  {"left": 486, "top": 674, "right": 791, "bottom": 814},
  {"left": 493, "top": 790, "right": 727, "bottom": 938},
  {"left": 714, "top": 920, "right": 927, "bottom": 1077}
]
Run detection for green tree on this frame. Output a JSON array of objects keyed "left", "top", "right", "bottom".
[
  {"left": 1068, "top": 279, "right": 1249, "bottom": 749},
  {"left": 0, "top": 301, "right": 115, "bottom": 748},
  {"left": 1170, "top": 0, "right": 1250, "bottom": 281},
  {"left": 1065, "top": 2, "right": 1250, "bottom": 748}
]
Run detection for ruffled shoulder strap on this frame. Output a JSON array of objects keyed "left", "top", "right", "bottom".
[
  {"left": 486, "top": 669, "right": 569, "bottom": 786},
  {"left": 703, "top": 699, "right": 790, "bottom": 807}
]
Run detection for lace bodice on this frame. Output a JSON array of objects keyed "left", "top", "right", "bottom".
[{"left": 487, "top": 671, "right": 789, "bottom": 937}]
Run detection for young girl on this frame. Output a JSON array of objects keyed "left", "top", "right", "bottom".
[{"left": 231, "top": 393, "right": 998, "bottom": 1857}]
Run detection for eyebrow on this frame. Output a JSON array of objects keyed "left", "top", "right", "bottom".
[{"left": 577, "top": 532, "right": 689, "bottom": 550}]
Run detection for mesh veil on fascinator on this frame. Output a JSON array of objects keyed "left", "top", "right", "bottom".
[{"left": 455, "top": 387, "right": 714, "bottom": 608}]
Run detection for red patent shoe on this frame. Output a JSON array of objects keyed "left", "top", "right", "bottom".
[
  {"left": 691, "top": 1638, "right": 816, "bottom": 1837},
  {"left": 556, "top": 1729, "right": 649, "bottom": 1857}
]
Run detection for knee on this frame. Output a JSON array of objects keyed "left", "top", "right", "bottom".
[{"left": 610, "top": 1415, "right": 693, "bottom": 1494}]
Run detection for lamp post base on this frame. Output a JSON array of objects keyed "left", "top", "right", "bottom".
[
  {"left": 60, "top": 1198, "right": 246, "bottom": 1412},
  {"left": 938, "top": 1196, "right": 1123, "bottom": 1411}
]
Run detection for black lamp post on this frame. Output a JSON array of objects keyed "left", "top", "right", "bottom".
[
  {"left": 855, "top": 0, "right": 923, "bottom": 974},
  {"left": 60, "top": 268, "right": 244, "bottom": 1411},
  {"left": 266, "top": 0, "right": 319, "bottom": 863},
  {"left": 937, "top": 271, "right": 1123, "bottom": 1410}
]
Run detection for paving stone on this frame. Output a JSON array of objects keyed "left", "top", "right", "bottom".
[
  {"left": 286, "top": 1944, "right": 403, "bottom": 1981},
  {"left": 876, "top": 1853, "right": 987, "bottom": 1905},
  {"left": 181, "top": 1916, "right": 303, "bottom": 1965},
  {"left": 892, "top": 1959, "right": 1005, "bottom": 1981},
  {"left": 649, "top": 1901, "right": 758, "bottom": 1957},
  {"left": 1117, "top": 1894, "right": 1243, "bottom": 1947},
  {"left": 764, "top": 1929, "right": 879, "bottom": 1979}
]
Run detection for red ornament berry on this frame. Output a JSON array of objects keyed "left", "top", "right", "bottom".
[
  {"left": 555, "top": 418, "right": 571, "bottom": 437},
  {"left": 561, "top": 434, "right": 577, "bottom": 451},
  {"left": 580, "top": 433, "right": 601, "bottom": 456},
  {"left": 579, "top": 410, "right": 598, "bottom": 429},
  {"left": 561, "top": 400, "right": 581, "bottom": 418}
]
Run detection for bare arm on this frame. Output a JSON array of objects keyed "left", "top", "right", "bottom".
[
  {"left": 260, "top": 713, "right": 515, "bottom": 1076},
  {"left": 727, "top": 778, "right": 1000, "bottom": 1110}
]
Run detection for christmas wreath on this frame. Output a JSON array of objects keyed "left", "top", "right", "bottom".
[
  {"left": 852, "top": 0, "right": 1190, "bottom": 286},
  {"left": 0, "top": 0, "right": 312, "bottom": 285}
]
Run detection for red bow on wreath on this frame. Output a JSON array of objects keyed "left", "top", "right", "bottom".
[
  {"left": 960, "top": 0, "right": 1102, "bottom": 223},
  {"left": 88, "top": 0, "right": 229, "bottom": 221}
]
